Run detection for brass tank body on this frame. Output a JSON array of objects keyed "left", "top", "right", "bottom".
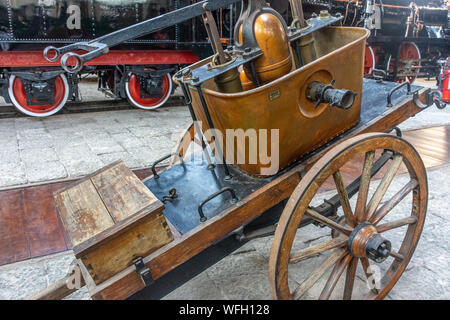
[
  {"left": 240, "top": 13, "right": 292, "bottom": 85},
  {"left": 181, "top": 27, "right": 370, "bottom": 177}
]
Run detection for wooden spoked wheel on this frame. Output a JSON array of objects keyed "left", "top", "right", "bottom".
[{"left": 269, "top": 133, "right": 427, "bottom": 300}]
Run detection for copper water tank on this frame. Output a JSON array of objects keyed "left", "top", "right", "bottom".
[
  {"left": 240, "top": 13, "right": 292, "bottom": 85},
  {"left": 240, "top": 68, "right": 255, "bottom": 91}
]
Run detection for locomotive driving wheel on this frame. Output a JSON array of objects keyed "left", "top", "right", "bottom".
[
  {"left": 269, "top": 133, "right": 427, "bottom": 300},
  {"left": 125, "top": 70, "right": 173, "bottom": 110},
  {"left": 8, "top": 74, "right": 69, "bottom": 117},
  {"left": 387, "top": 42, "right": 421, "bottom": 83}
]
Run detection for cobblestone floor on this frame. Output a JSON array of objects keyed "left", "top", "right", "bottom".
[{"left": 0, "top": 107, "right": 191, "bottom": 188}]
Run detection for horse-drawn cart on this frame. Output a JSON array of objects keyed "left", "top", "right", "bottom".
[{"left": 30, "top": 0, "right": 442, "bottom": 300}]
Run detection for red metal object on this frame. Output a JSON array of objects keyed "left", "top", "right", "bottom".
[
  {"left": 0, "top": 50, "right": 199, "bottom": 68},
  {"left": 442, "top": 61, "right": 450, "bottom": 103},
  {"left": 388, "top": 42, "right": 421, "bottom": 83},
  {"left": 126, "top": 72, "right": 172, "bottom": 110},
  {"left": 364, "top": 45, "right": 375, "bottom": 75}
]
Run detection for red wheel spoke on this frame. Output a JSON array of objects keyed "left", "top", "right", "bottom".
[
  {"left": 333, "top": 170, "right": 356, "bottom": 227},
  {"left": 371, "top": 179, "right": 418, "bottom": 225}
]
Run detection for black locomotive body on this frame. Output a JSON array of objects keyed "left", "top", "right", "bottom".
[
  {"left": 300, "top": 0, "right": 450, "bottom": 82},
  {"left": 0, "top": 0, "right": 448, "bottom": 117},
  {"left": 0, "top": 0, "right": 239, "bottom": 116}
]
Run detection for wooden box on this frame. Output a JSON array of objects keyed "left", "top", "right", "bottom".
[{"left": 54, "top": 161, "right": 173, "bottom": 285}]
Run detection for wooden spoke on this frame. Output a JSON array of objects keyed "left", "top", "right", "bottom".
[
  {"left": 360, "top": 257, "right": 379, "bottom": 295},
  {"left": 305, "top": 208, "right": 353, "bottom": 236},
  {"left": 377, "top": 216, "right": 418, "bottom": 233},
  {"left": 292, "top": 248, "right": 346, "bottom": 300},
  {"left": 355, "top": 151, "right": 375, "bottom": 222},
  {"left": 365, "top": 155, "right": 404, "bottom": 220},
  {"left": 390, "top": 251, "right": 405, "bottom": 262},
  {"left": 319, "top": 254, "right": 352, "bottom": 300},
  {"left": 333, "top": 170, "right": 356, "bottom": 227},
  {"left": 343, "top": 257, "right": 358, "bottom": 300},
  {"left": 371, "top": 179, "right": 418, "bottom": 224},
  {"left": 290, "top": 238, "right": 347, "bottom": 263}
]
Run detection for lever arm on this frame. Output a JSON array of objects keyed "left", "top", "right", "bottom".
[{"left": 44, "top": 0, "right": 241, "bottom": 73}]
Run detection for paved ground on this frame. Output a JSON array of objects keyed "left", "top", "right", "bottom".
[
  {"left": 0, "top": 107, "right": 191, "bottom": 188},
  {"left": 0, "top": 80, "right": 449, "bottom": 300},
  {"left": 1, "top": 163, "right": 449, "bottom": 300}
]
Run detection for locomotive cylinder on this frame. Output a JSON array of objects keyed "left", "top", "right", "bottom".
[{"left": 241, "top": 13, "right": 293, "bottom": 85}]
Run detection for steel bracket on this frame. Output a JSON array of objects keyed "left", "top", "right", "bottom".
[
  {"left": 133, "top": 257, "right": 154, "bottom": 287},
  {"left": 413, "top": 88, "right": 437, "bottom": 109}
]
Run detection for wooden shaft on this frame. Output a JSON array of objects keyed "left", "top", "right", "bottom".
[
  {"left": 292, "top": 248, "right": 346, "bottom": 300},
  {"left": 343, "top": 257, "right": 358, "bottom": 300},
  {"left": 290, "top": 238, "right": 347, "bottom": 263},
  {"left": 319, "top": 254, "right": 352, "bottom": 300},
  {"left": 389, "top": 251, "right": 405, "bottom": 261},
  {"left": 371, "top": 179, "right": 418, "bottom": 225},
  {"left": 365, "top": 155, "right": 404, "bottom": 219},
  {"left": 27, "top": 264, "right": 86, "bottom": 300},
  {"left": 355, "top": 151, "right": 375, "bottom": 222},
  {"left": 333, "top": 170, "right": 356, "bottom": 227},
  {"left": 305, "top": 208, "right": 353, "bottom": 235},
  {"left": 377, "top": 216, "right": 418, "bottom": 233},
  {"left": 360, "top": 257, "right": 379, "bottom": 295}
]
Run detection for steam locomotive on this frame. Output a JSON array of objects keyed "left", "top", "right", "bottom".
[
  {"left": 0, "top": 0, "right": 448, "bottom": 117},
  {"left": 0, "top": 0, "right": 240, "bottom": 116},
  {"left": 300, "top": 0, "right": 450, "bottom": 83}
]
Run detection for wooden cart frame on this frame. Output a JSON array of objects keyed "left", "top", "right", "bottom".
[{"left": 30, "top": 78, "right": 436, "bottom": 300}]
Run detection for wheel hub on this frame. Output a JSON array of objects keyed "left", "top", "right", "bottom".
[{"left": 348, "top": 222, "right": 391, "bottom": 263}]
